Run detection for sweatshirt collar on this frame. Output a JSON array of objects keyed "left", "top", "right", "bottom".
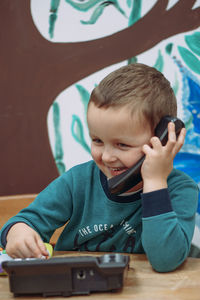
[{"left": 100, "top": 171, "right": 142, "bottom": 203}]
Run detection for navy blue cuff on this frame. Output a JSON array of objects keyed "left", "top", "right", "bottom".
[
  {"left": 141, "top": 188, "right": 173, "bottom": 218},
  {"left": 1, "top": 222, "right": 19, "bottom": 248}
]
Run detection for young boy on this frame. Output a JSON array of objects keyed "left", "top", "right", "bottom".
[{"left": 0, "top": 63, "right": 198, "bottom": 272}]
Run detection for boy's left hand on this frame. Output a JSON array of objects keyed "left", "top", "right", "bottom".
[{"left": 141, "top": 122, "right": 186, "bottom": 193}]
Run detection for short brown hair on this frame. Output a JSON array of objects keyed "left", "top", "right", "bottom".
[{"left": 88, "top": 63, "right": 177, "bottom": 130}]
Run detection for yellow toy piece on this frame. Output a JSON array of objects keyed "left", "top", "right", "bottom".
[{"left": 44, "top": 243, "right": 53, "bottom": 258}]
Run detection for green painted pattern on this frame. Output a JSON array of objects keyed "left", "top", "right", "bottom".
[
  {"left": 172, "top": 73, "right": 179, "bottom": 97},
  {"left": 49, "top": 0, "right": 61, "bottom": 38},
  {"left": 153, "top": 49, "right": 164, "bottom": 72},
  {"left": 53, "top": 102, "right": 66, "bottom": 174},
  {"left": 185, "top": 32, "right": 200, "bottom": 57},
  {"left": 178, "top": 46, "right": 200, "bottom": 75},
  {"left": 71, "top": 115, "right": 91, "bottom": 154},
  {"left": 128, "top": 0, "right": 142, "bottom": 26},
  {"left": 165, "top": 43, "right": 173, "bottom": 56}
]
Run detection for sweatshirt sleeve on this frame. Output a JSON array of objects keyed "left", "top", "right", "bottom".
[
  {"left": 141, "top": 171, "right": 199, "bottom": 273},
  {"left": 0, "top": 171, "right": 73, "bottom": 248}
]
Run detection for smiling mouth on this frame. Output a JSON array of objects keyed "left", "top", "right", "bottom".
[{"left": 109, "top": 167, "right": 128, "bottom": 177}]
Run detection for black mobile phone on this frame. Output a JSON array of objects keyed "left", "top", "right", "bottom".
[{"left": 108, "top": 116, "right": 185, "bottom": 195}]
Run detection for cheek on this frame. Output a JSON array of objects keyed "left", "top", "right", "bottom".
[
  {"left": 123, "top": 148, "right": 144, "bottom": 168},
  {"left": 91, "top": 146, "right": 101, "bottom": 163}
]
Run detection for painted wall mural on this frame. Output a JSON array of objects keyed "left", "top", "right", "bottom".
[
  {"left": 0, "top": 0, "right": 199, "bottom": 225},
  {"left": 32, "top": 0, "right": 200, "bottom": 208}
]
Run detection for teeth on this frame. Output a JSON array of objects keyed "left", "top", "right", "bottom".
[{"left": 110, "top": 168, "right": 123, "bottom": 171}]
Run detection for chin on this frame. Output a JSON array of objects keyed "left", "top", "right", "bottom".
[
  {"left": 104, "top": 171, "right": 111, "bottom": 178},
  {"left": 102, "top": 169, "right": 111, "bottom": 178}
]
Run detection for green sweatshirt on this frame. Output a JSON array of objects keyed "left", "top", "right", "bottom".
[{"left": 0, "top": 160, "right": 198, "bottom": 272}]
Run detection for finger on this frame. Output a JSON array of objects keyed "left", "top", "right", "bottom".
[
  {"left": 168, "top": 122, "right": 176, "bottom": 142},
  {"left": 173, "top": 127, "right": 186, "bottom": 154},
  {"left": 150, "top": 136, "right": 162, "bottom": 150},
  {"left": 177, "top": 127, "right": 186, "bottom": 144},
  {"left": 15, "top": 245, "right": 33, "bottom": 258},
  {"left": 165, "top": 122, "right": 176, "bottom": 152},
  {"left": 25, "top": 235, "right": 44, "bottom": 258},
  {"left": 36, "top": 238, "right": 49, "bottom": 257},
  {"left": 7, "top": 243, "right": 33, "bottom": 258},
  {"left": 5, "top": 245, "right": 21, "bottom": 258},
  {"left": 142, "top": 143, "right": 153, "bottom": 155}
]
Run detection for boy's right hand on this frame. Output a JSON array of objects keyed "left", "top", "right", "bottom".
[{"left": 6, "top": 222, "right": 49, "bottom": 258}]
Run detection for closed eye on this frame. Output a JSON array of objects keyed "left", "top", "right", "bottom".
[
  {"left": 117, "top": 143, "right": 131, "bottom": 148},
  {"left": 92, "top": 138, "right": 103, "bottom": 145}
]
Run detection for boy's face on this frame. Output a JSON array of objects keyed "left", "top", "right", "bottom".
[{"left": 87, "top": 102, "right": 153, "bottom": 179}]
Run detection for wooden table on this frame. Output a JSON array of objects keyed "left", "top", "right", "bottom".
[{"left": 0, "top": 252, "right": 200, "bottom": 300}]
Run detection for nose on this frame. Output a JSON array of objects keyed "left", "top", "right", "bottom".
[{"left": 102, "top": 146, "right": 117, "bottom": 163}]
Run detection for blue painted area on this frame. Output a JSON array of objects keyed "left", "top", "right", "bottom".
[
  {"left": 174, "top": 152, "right": 200, "bottom": 213},
  {"left": 172, "top": 59, "right": 200, "bottom": 217},
  {"left": 187, "top": 77, "right": 200, "bottom": 134}
]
